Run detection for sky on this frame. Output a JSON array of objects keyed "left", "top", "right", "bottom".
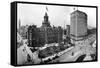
[{"left": 17, "top": 3, "right": 96, "bottom": 28}]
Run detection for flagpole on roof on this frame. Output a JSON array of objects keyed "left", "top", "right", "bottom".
[{"left": 77, "top": 6, "right": 78, "bottom": 10}]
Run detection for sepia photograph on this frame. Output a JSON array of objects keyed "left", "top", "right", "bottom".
[{"left": 16, "top": 2, "right": 97, "bottom": 65}]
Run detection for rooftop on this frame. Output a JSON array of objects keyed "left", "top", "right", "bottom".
[{"left": 71, "top": 10, "right": 87, "bottom": 16}]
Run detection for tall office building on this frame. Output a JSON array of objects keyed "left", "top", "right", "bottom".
[
  {"left": 66, "top": 25, "right": 70, "bottom": 38},
  {"left": 70, "top": 10, "right": 87, "bottom": 41}
]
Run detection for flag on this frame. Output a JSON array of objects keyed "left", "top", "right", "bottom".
[{"left": 46, "top": 6, "right": 48, "bottom": 11}]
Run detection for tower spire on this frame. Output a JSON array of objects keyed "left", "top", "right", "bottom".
[{"left": 42, "top": 6, "right": 51, "bottom": 27}]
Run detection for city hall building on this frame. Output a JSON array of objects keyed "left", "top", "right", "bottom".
[{"left": 27, "top": 12, "right": 63, "bottom": 47}]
